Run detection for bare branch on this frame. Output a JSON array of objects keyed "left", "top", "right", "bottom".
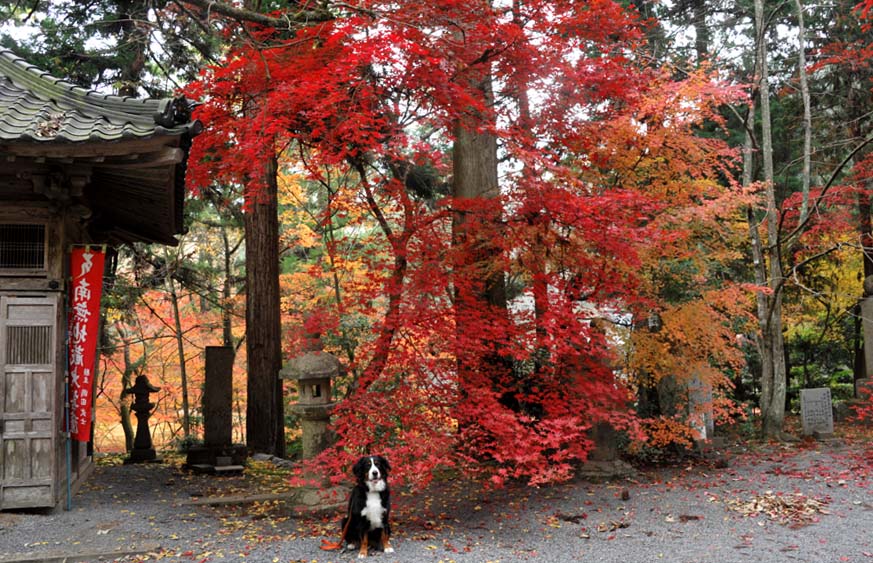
[{"left": 172, "top": 0, "right": 332, "bottom": 29}]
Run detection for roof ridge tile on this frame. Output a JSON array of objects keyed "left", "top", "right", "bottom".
[{"left": 0, "top": 47, "right": 200, "bottom": 143}]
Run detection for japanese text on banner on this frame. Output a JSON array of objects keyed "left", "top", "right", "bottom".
[{"left": 68, "top": 247, "right": 104, "bottom": 442}]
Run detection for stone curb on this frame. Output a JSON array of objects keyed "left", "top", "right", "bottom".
[
  {"left": 0, "top": 542, "right": 160, "bottom": 563},
  {"left": 181, "top": 487, "right": 347, "bottom": 516}
]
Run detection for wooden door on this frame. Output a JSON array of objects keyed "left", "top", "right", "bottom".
[{"left": 0, "top": 295, "right": 57, "bottom": 509}]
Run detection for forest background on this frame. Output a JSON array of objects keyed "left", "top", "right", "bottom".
[{"left": 2, "top": 0, "right": 873, "bottom": 487}]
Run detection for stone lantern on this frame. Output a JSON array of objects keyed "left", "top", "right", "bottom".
[
  {"left": 280, "top": 332, "right": 340, "bottom": 459},
  {"left": 123, "top": 374, "right": 160, "bottom": 464}
]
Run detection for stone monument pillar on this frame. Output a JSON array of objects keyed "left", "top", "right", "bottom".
[
  {"left": 185, "top": 346, "right": 247, "bottom": 473},
  {"left": 203, "top": 346, "right": 235, "bottom": 448},
  {"left": 280, "top": 332, "right": 339, "bottom": 460}
]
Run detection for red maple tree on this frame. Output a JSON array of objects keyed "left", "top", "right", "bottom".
[{"left": 185, "top": 0, "right": 744, "bottom": 485}]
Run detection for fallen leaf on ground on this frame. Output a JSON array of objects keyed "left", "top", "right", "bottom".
[{"left": 725, "top": 492, "right": 828, "bottom": 526}]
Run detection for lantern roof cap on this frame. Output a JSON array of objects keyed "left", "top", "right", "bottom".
[{"left": 280, "top": 351, "right": 341, "bottom": 381}]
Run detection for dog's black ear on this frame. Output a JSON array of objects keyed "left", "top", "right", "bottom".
[
  {"left": 352, "top": 457, "right": 368, "bottom": 481},
  {"left": 377, "top": 455, "right": 390, "bottom": 474}
]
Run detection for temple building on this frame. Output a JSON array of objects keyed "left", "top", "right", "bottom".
[{"left": 0, "top": 48, "right": 200, "bottom": 509}]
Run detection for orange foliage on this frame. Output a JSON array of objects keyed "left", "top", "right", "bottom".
[
  {"left": 95, "top": 284, "right": 247, "bottom": 452},
  {"left": 637, "top": 416, "right": 697, "bottom": 450}
]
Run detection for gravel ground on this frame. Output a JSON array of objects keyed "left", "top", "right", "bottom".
[{"left": 0, "top": 437, "right": 872, "bottom": 563}]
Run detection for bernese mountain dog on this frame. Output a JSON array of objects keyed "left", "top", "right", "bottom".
[{"left": 341, "top": 455, "right": 393, "bottom": 558}]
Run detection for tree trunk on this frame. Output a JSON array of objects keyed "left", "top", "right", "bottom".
[
  {"left": 794, "top": 0, "right": 812, "bottom": 225},
  {"left": 244, "top": 153, "right": 285, "bottom": 456},
  {"left": 115, "top": 321, "right": 136, "bottom": 452},
  {"left": 166, "top": 270, "right": 191, "bottom": 440},
  {"left": 451, "top": 69, "right": 510, "bottom": 404},
  {"left": 511, "top": 0, "right": 548, "bottom": 368},
  {"left": 845, "top": 3, "right": 873, "bottom": 384},
  {"left": 854, "top": 304, "right": 866, "bottom": 384},
  {"left": 691, "top": 0, "right": 710, "bottom": 63},
  {"left": 452, "top": 120, "right": 503, "bottom": 300},
  {"left": 115, "top": 0, "right": 148, "bottom": 98},
  {"left": 754, "top": 0, "right": 788, "bottom": 438},
  {"left": 326, "top": 194, "right": 357, "bottom": 368},
  {"left": 238, "top": 0, "right": 285, "bottom": 457}
]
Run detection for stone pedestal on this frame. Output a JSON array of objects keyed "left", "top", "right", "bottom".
[
  {"left": 185, "top": 444, "right": 248, "bottom": 473},
  {"left": 579, "top": 431, "right": 635, "bottom": 480},
  {"left": 293, "top": 403, "right": 335, "bottom": 460},
  {"left": 578, "top": 422, "right": 636, "bottom": 481},
  {"left": 588, "top": 422, "right": 619, "bottom": 462},
  {"left": 658, "top": 372, "right": 714, "bottom": 442}
]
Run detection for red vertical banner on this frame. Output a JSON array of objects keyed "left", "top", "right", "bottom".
[{"left": 68, "top": 246, "right": 105, "bottom": 442}]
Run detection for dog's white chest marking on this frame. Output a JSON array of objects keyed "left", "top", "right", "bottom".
[{"left": 361, "top": 491, "right": 385, "bottom": 529}]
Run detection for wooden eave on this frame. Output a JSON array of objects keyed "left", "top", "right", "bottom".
[{"left": 0, "top": 48, "right": 201, "bottom": 246}]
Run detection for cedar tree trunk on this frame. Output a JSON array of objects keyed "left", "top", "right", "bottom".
[
  {"left": 451, "top": 69, "right": 512, "bottom": 408},
  {"left": 244, "top": 153, "right": 285, "bottom": 456}
]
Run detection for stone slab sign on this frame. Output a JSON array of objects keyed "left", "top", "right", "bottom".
[
  {"left": 204, "top": 345, "right": 235, "bottom": 447},
  {"left": 800, "top": 387, "right": 834, "bottom": 436},
  {"left": 688, "top": 375, "right": 714, "bottom": 441}
]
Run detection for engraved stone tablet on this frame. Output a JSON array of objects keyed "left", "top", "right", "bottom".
[{"left": 800, "top": 388, "right": 834, "bottom": 436}]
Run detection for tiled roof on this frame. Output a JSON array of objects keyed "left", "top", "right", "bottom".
[
  {"left": 0, "top": 48, "right": 202, "bottom": 245},
  {"left": 0, "top": 48, "right": 200, "bottom": 143}
]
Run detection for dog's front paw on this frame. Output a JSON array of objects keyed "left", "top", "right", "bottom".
[
  {"left": 357, "top": 552, "right": 368, "bottom": 559},
  {"left": 384, "top": 547, "right": 395, "bottom": 554}
]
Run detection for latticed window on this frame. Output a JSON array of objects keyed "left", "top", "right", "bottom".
[
  {"left": 6, "top": 325, "right": 52, "bottom": 365},
  {"left": 0, "top": 224, "right": 46, "bottom": 270}
]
